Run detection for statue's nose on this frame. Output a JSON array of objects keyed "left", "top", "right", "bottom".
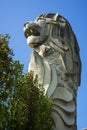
[{"left": 24, "top": 22, "right": 29, "bottom": 27}]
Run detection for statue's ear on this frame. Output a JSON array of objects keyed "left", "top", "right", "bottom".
[{"left": 53, "top": 13, "right": 59, "bottom": 21}]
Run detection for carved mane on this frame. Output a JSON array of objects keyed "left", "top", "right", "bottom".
[{"left": 36, "top": 13, "right": 81, "bottom": 85}]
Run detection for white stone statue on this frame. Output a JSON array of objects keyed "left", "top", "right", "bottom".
[{"left": 23, "top": 13, "right": 81, "bottom": 130}]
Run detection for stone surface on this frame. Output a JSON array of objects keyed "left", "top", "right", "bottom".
[{"left": 24, "top": 13, "right": 81, "bottom": 130}]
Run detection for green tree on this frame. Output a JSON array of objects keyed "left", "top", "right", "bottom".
[
  {"left": 24, "top": 72, "right": 53, "bottom": 130},
  {"left": 0, "top": 34, "right": 26, "bottom": 129},
  {"left": 0, "top": 34, "right": 53, "bottom": 130}
]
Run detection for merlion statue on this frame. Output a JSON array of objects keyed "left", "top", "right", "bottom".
[{"left": 23, "top": 13, "right": 81, "bottom": 130}]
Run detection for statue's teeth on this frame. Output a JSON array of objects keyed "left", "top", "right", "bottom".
[{"left": 30, "top": 29, "right": 33, "bottom": 33}]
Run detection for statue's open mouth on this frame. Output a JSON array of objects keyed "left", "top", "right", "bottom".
[
  {"left": 24, "top": 28, "right": 40, "bottom": 38},
  {"left": 24, "top": 25, "right": 48, "bottom": 48}
]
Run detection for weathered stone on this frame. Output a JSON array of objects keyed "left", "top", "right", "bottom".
[{"left": 24, "top": 13, "right": 81, "bottom": 130}]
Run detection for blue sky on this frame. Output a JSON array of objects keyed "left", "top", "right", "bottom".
[{"left": 0, "top": 0, "right": 87, "bottom": 129}]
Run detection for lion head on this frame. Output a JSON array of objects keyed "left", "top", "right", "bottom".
[{"left": 24, "top": 13, "right": 81, "bottom": 86}]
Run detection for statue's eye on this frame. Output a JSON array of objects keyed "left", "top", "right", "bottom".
[{"left": 60, "top": 28, "right": 64, "bottom": 38}]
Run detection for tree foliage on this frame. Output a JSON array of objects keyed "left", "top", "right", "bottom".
[
  {"left": 24, "top": 72, "right": 53, "bottom": 130},
  {"left": 0, "top": 34, "right": 53, "bottom": 130}
]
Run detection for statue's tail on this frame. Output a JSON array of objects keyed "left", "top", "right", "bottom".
[{"left": 50, "top": 87, "right": 77, "bottom": 130}]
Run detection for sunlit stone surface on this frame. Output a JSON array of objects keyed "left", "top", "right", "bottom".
[{"left": 24, "top": 13, "right": 81, "bottom": 130}]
